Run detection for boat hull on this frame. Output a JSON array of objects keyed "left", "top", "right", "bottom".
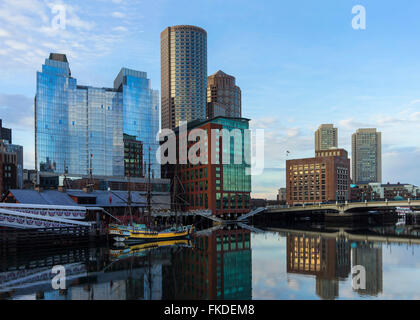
[{"left": 115, "top": 227, "right": 193, "bottom": 243}]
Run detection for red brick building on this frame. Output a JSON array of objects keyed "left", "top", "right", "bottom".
[
  {"left": 163, "top": 117, "right": 251, "bottom": 219},
  {"left": 286, "top": 149, "right": 350, "bottom": 205}
]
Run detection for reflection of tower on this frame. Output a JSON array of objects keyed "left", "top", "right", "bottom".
[
  {"left": 169, "top": 229, "right": 252, "bottom": 299},
  {"left": 351, "top": 242, "right": 383, "bottom": 296},
  {"left": 335, "top": 236, "right": 351, "bottom": 280},
  {"left": 286, "top": 234, "right": 351, "bottom": 300},
  {"left": 315, "top": 278, "right": 338, "bottom": 300}
]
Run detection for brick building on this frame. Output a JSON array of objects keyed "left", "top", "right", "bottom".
[
  {"left": 286, "top": 149, "right": 350, "bottom": 205},
  {"left": 207, "top": 70, "right": 241, "bottom": 119},
  {"left": 162, "top": 116, "right": 251, "bottom": 218}
]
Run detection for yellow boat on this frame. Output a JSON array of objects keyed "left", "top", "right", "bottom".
[{"left": 114, "top": 225, "right": 194, "bottom": 243}]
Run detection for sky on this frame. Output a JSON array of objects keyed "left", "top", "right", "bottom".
[{"left": 0, "top": 0, "right": 419, "bottom": 199}]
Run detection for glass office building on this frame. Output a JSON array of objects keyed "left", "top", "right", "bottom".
[
  {"left": 35, "top": 53, "right": 160, "bottom": 178},
  {"left": 351, "top": 128, "right": 382, "bottom": 184}
]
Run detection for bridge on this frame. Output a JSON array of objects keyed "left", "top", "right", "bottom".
[
  {"left": 237, "top": 207, "right": 265, "bottom": 221},
  {"left": 263, "top": 225, "right": 420, "bottom": 245},
  {"left": 262, "top": 199, "right": 420, "bottom": 216},
  {"left": 194, "top": 210, "right": 224, "bottom": 223}
]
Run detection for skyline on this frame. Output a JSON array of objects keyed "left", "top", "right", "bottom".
[{"left": 1, "top": 0, "right": 420, "bottom": 199}]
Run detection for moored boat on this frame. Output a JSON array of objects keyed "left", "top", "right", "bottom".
[
  {"left": 108, "top": 223, "right": 146, "bottom": 237},
  {"left": 114, "top": 225, "right": 194, "bottom": 243}
]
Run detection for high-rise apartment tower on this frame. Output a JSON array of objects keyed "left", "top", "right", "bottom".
[{"left": 161, "top": 25, "right": 207, "bottom": 129}]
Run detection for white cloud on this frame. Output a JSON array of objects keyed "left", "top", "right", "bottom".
[
  {"left": 112, "top": 11, "right": 125, "bottom": 18},
  {"left": 0, "top": 29, "right": 9, "bottom": 37},
  {"left": 5, "top": 40, "right": 29, "bottom": 51},
  {"left": 286, "top": 127, "right": 299, "bottom": 137},
  {"left": 113, "top": 26, "right": 128, "bottom": 32},
  {"left": 0, "top": 0, "right": 135, "bottom": 72}
]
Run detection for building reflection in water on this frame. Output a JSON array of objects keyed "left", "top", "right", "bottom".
[
  {"left": 0, "top": 228, "right": 252, "bottom": 300},
  {"left": 351, "top": 242, "right": 383, "bottom": 296},
  {"left": 166, "top": 228, "right": 252, "bottom": 300},
  {"left": 286, "top": 233, "right": 385, "bottom": 300}
]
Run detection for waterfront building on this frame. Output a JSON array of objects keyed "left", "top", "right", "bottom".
[
  {"left": 35, "top": 53, "right": 160, "bottom": 180},
  {"left": 3, "top": 187, "right": 170, "bottom": 219},
  {"left": 23, "top": 169, "right": 37, "bottom": 189},
  {"left": 315, "top": 124, "right": 338, "bottom": 152},
  {"left": 4, "top": 143, "right": 23, "bottom": 189},
  {"left": 0, "top": 119, "right": 12, "bottom": 144},
  {"left": 350, "top": 182, "right": 420, "bottom": 201},
  {"left": 0, "top": 140, "right": 18, "bottom": 196},
  {"left": 0, "top": 122, "right": 23, "bottom": 188},
  {"left": 163, "top": 116, "right": 251, "bottom": 218},
  {"left": 277, "top": 187, "right": 287, "bottom": 202},
  {"left": 351, "top": 128, "right": 382, "bottom": 184},
  {"left": 286, "top": 149, "right": 350, "bottom": 205},
  {"left": 160, "top": 25, "right": 207, "bottom": 129},
  {"left": 207, "top": 70, "right": 241, "bottom": 119},
  {"left": 124, "top": 134, "right": 143, "bottom": 178}
]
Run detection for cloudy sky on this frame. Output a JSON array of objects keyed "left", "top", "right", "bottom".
[{"left": 0, "top": 0, "right": 419, "bottom": 199}]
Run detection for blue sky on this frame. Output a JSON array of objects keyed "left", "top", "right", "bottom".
[{"left": 0, "top": 0, "right": 419, "bottom": 199}]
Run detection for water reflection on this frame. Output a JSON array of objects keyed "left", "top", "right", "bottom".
[
  {"left": 0, "top": 228, "right": 252, "bottom": 300},
  {"left": 1, "top": 221, "right": 420, "bottom": 300},
  {"left": 286, "top": 234, "right": 383, "bottom": 299}
]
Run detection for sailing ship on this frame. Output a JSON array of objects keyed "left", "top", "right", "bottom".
[
  {"left": 108, "top": 223, "right": 146, "bottom": 236},
  {"left": 109, "top": 147, "right": 195, "bottom": 243},
  {"left": 113, "top": 225, "right": 194, "bottom": 243}
]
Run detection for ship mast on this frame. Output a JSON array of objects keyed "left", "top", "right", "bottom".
[
  {"left": 127, "top": 174, "right": 133, "bottom": 227},
  {"left": 146, "top": 147, "right": 152, "bottom": 227}
]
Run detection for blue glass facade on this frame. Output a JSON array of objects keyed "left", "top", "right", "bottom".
[{"left": 36, "top": 55, "right": 160, "bottom": 178}]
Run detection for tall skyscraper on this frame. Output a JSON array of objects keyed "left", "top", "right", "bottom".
[
  {"left": 161, "top": 25, "right": 207, "bottom": 129},
  {"left": 351, "top": 128, "right": 382, "bottom": 184},
  {"left": 35, "top": 53, "right": 160, "bottom": 178},
  {"left": 207, "top": 70, "right": 241, "bottom": 119},
  {"left": 315, "top": 124, "right": 338, "bottom": 152}
]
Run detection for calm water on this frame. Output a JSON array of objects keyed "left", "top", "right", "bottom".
[{"left": 1, "top": 220, "right": 420, "bottom": 300}]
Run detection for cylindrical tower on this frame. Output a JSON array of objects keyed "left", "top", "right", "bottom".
[{"left": 161, "top": 25, "right": 207, "bottom": 129}]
